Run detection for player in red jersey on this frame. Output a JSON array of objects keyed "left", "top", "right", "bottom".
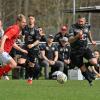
[{"left": 0, "top": 14, "right": 28, "bottom": 78}]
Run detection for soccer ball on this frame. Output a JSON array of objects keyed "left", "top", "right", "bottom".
[
  {"left": 57, "top": 73, "right": 67, "bottom": 84},
  {"left": 57, "top": 72, "right": 67, "bottom": 84},
  {"left": 52, "top": 71, "right": 67, "bottom": 84}
]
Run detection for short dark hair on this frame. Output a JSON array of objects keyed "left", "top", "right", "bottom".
[
  {"left": 78, "top": 15, "right": 86, "bottom": 19},
  {"left": 28, "top": 14, "right": 35, "bottom": 18}
]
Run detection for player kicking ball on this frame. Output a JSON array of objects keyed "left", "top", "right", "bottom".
[{"left": 0, "top": 14, "right": 28, "bottom": 79}]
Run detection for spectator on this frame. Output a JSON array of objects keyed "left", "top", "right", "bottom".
[
  {"left": 40, "top": 34, "right": 64, "bottom": 79},
  {"left": 37, "top": 27, "right": 46, "bottom": 42},
  {"left": 93, "top": 50, "right": 100, "bottom": 75},
  {"left": 37, "top": 27, "right": 47, "bottom": 76},
  {"left": 68, "top": 15, "right": 98, "bottom": 86},
  {"left": 87, "top": 50, "right": 100, "bottom": 78},
  {"left": 58, "top": 37, "right": 71, "bottom": 76},
  {"left": 54, "top": 25, "right": 69, "bottom": 43}
]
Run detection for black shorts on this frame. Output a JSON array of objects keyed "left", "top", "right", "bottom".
[{"left": 70, "top": 47, "right": 95, "bottom": 68}]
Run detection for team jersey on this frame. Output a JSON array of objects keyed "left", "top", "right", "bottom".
[
  {"left": 4, "top": 24, "right": 20, "bottom": 53},
  {"left": 58, "top": 44, "right": 70, "bottom": 61},
  {"left": 22, "top": 25, "right": 40, "bottom": 45},
  {"left": 54, "top": 32, "right": 69, "bottom": 43},
  {"left": 40, "top": 43, "right": 58, "bottom": 60},
  {"left": 69, "top": 23, "right": 91, "bottom": 49},
  {"left": 39, "top": 35, "right": 46, "bottom": 42}
]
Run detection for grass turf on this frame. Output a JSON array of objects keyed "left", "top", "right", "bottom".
[{"left": 0, "top": 80, "right": 100, "bottom": 100}]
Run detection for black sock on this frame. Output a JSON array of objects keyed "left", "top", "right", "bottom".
[
  {"left": 87, "top": 70, "right": 95, "bottom": 80},
  {"left": 27, "top": 67, "right": 34, "bottom": 78},
  {"left": 33, "top": 63, "right": 40, "bottom": 79},
  {"left": 82, "top": 71, "right": 92, "bottom": 83},
  {"left": 33, "top": 67, "right": 40, "bottom": 79}
]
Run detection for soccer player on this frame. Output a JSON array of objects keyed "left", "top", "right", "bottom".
[
  {"left": 0, "top": 19, "right": 10, "bottom": 80},
  {"left": 0, "top": 14, "right": 28, "bottom": 79},
  {"left": 18, "top": 15, "right": 42, "bottom": 84},
  {"left": 68, "top": 15, "right": 98, "bottom": 86}
]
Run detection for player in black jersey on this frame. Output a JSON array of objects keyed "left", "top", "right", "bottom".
[
  {"left": 18, "top": 15, "right": 42, "bottom": 84},
  {"left": 69, "top": 16, "right": 98, "bottom": 86}
]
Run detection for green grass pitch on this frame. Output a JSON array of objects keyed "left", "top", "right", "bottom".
[{"left": 0, "top": 80, "right": 100, "bottom": 100}]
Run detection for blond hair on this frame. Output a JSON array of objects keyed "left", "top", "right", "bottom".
[{"left": 16, "top": 14, "right": 25, "bottom": 22}]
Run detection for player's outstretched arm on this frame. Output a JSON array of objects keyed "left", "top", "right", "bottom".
[{"left": 13, "top": 43, "right": 28, "bottom": 54}]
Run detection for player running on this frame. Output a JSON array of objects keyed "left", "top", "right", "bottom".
[
  {"left": 0, "top": 14, "right": 28, "bottom": 79},
  {"left": 69, "top": 15, "right": 98, "bottom": 86}
]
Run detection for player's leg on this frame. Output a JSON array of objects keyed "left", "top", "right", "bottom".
[
  {"left": 55, "top": 61, "right": 64, "bottom": 72},
  {"left": 2, "top": 73, "right": 10, "bottom": 80},
  {"left": 81, "top": 48, "right": 97, "bottom": 86},
  {"left": 41, "top": 60, "right": 49, "bottom": 79},
  {"left": 0, "top": 52, "right": 17, "bottom": 77},
  {"left": 80, "top": 65, "right": 93, "bottom": 86},
  {"left": 70, "top": 50, "right": 93, "bottom": 85},
  {"left": 27, "top": 61, "right": 35, "bottom": 84}
]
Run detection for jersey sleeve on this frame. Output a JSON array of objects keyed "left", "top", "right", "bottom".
[
  {"left": 54, "top": 33, "right": 59, "bottom": 42},
  {"left": 87, "top": 24, "right": 91, "bottom": 33},
  {"left": 5, "top": 27, "right": 17, "bottom": 39},
  {"left": 39, "top": 44, "right": 46, "bottom": 51},
  {"left": 69, "top": 25, "right": 75, "bottom": 37},
  {"left": 54, "top": 44, "right": 58, "bottom": 51},
  {"left": 34, "top": 29, "right": 40, "bottom": 40},
  {"left": 41, "top": 36, "right": 47, "bottom": 42}
]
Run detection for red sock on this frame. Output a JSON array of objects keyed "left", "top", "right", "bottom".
[
  {"left": 3, "top": 65, "right": 12, "bottom": 74},
  {"left": 0, "top": 65, "right": 12, "bottom": 78},
  {"left": 0, "top": 67, "right": 4, "bottom": 77}
]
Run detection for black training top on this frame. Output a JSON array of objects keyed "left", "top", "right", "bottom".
[
  {"left": 58, "top": 44, "right": 70, "bottom": 61},
  {"left": 69, "top": 23, "right": 91, "bottom": 49},
  {"left": 40, "top": 43, "right": 58, "bottom": 60}
]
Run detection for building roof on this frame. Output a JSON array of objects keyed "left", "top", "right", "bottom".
[{"left": 64, "top": 6, "right": 100, "bottom": 13}]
